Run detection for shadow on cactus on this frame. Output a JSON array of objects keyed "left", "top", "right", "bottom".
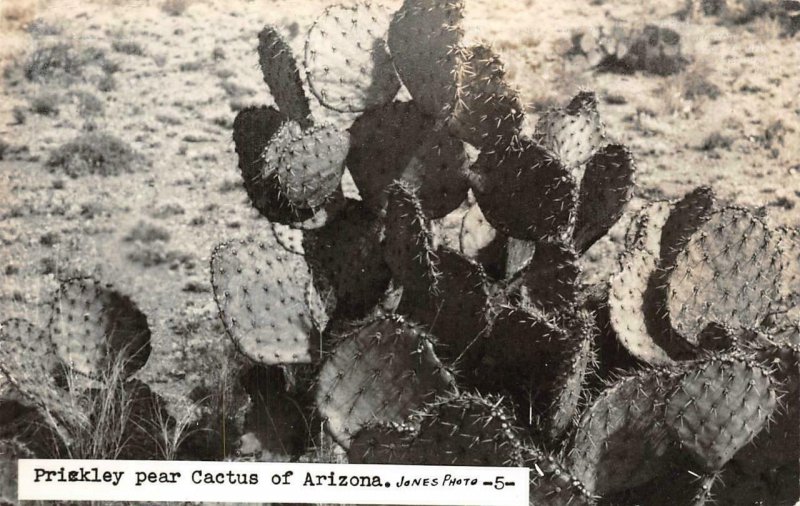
[{"left": 215, "top": 0, "right": 799, "bottom": 503}]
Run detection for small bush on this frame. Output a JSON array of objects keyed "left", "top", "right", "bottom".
[
  {"left": 97, "top": 74, "right": 117, "bottom": 92},
  {"left": 161, "top": 0, "right": 191, "bottom": 16},
  {"left": 24, "top": 43, "right": 84, "bottom": 81},
  {"left": 70, "top": 90, "right": 105, "bottom": 117},
  {"left": 112, "top": 40, "right": 145, "bottom": 56},
  {"left": 125, "top": 222, "right": 171, "bottom": 243},
  {"left": 47, "top": 132, "right": 140, "bottom": 177},
  {"left": 29, "top": 92, "right": 60, "bottom": 116}
]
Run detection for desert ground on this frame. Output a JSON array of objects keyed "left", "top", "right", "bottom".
[{"left": 0, "top": 0, "right": 798, "bottom": 501}]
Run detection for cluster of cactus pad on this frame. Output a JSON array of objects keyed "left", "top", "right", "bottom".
[{"left": 214, "top": 0, "right": 798, "bottom": 504}]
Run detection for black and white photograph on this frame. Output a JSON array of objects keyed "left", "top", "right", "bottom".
[{"left": 0, "top": 0, "right": 798, "bottom": 503}]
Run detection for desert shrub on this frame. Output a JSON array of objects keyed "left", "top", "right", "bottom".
[
  {"left": 24, "top": 42, "right": 84, "bottom": 81},
  {"left": 111, "top": 39, "right": 145, "bottom": 56},
  {"left": 124, "top": 222, "right": 171, "bottom": 243},
  {"left": 46, "top": 132, "right": 140, "bottom": 177},
  {"left": 29, "top": 92, "right": 60, "bottom": 115},
  {"left": 97, "top": 73, "right": 117, "bottom": 92},
  {"left": 161, "top": 0, "right": 191, "bottom": 16},
  {"left": 70, "top": 90, "right": 105, "bottom": 117}
]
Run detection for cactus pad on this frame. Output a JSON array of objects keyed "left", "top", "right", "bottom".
[
  {"left": 0, "top": 318, "right": 86, "bottom": 426},
  {"left": 659, "top": 185, "right": 716, "bottom": 268},
  {"left": 398, "top": 247, "right": 490, "bottom": 362},
  {"left": 471, "top": 139, "right": 578, "bottom": 241},
  {"left": 387, "top": 0, "right": 464, "bottom": 118},
  {"left": 534, "top": 91, "right": 605, "bottom": 173},
  {"left": 407, "top": 392, "right": 525, "bottom": 466},
  {"left": 734, "top": 342, "right": 799, "bottom": 471},
  {"left": 448, "top": 44, "right": 524, "bottom": 150},
  {"left": 665, "top": 356, "right": 777, "bottom": 471},
  {"left": 47, "top": 277, "right": 151, "bottom": 379},
  {"left": 315, "top": 315, "right": 454, "bottom": 448},
  {"left": 346, "top": 100, "right": 434, "bottom": 211},
  {"left": 402, "top": 130, "right": 469, "bottom": 218},
  {"left": 303, "top": 200, "right": 392, "bottom": 319},
  {"left": 527, "top": 452, "right": 593, "bottom": 506},
  {"left": 348, "top": 421, "right": 417, "bottom": 464},
  {"left": 232, "top": 106, "right": 315, "bottom": 224},
  {"left": 608, "top": 249, "right": 675, "bottom": 365},
  {"left": 544, "top": 312, "right": 596, "bottom": 441},
  {"left": 624, "top": 200, "right": 672, "bottom": 256},
  {"left": 382, "top": 182, "right": 439, "bottom": 292},
  {"left": 573, "top": 143, "right": 635, "bottom": 253},
  {"left": 566, "top": 369, "right": 677, "bottom": 495},
  {"left": 211, "top": 237, "right": 324, "bottom": 364},
  {"left": 511, "top": 240, "right": 581, "bottom": 314},
  {"left": 258, "top": 26, "right": 312, "bottom": 127},
  {"left": 265, "top": 122, "right": 349, "bottom": 210},
  {"left": 305, "top": 2, "right": 400, "bottom": 112},
  {"left": 666, "top": 208, "right": 783, "bottom": 344}
]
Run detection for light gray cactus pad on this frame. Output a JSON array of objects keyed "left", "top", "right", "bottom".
[
  {"left": 211, "top": 237, "right": 325, "bottom": 365},
  {"left": 305, "top": 2, "right": 400, "bottom": 112},
  {"left": 666, "top": 207, "right": 783, "bottom": 344}
]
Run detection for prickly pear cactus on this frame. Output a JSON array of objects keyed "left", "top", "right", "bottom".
[
  {"left": 665, "top": 356, "right": 777, "bottom": 471},
  {"left": 449, "top": 44, "right": 524, "bottom": 150},
  {"left": 207, "top": 2, "right": 799, "bottom": 503},
  {"left": 566, "top": 368, "right": 677, "bottom": 496},
  {"left": 666, "top": 207, "right": 783, "bottom": 344},
  {"left": 534, "top": 90, "right": 605, "bottom": 173},
  {"left": 47, "top": 277, "right": 151, "bottom": 379},
  {"left": 211, "top": 237, "right": 325, "bottom": 365},
  {"left": 257, "top": 26, "right": 312, "bottom": 127},
  {"left": 388, "top": 0, "right": 464, "bottom": 119},
  {"left": 315, "top": 315, "right": 453, "bottom": 448},
  {"left": 265, "top": 122, "right": 349, "bottom": 210},
  {"left": 304, "top": 1, "right": 400, "bottom": 112}
]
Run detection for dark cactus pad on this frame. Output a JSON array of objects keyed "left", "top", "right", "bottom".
[
  {"left": 257, "top": 26, "right": 312, "bottom": 127},
  {"left": 346, "top": 100, "right": 434, "bottom": 211},
  {"left": 315, "top": 315, "right": 454, "bottom": 448},
  {"left": 449, "top": 44, "right": 524, "bottom": 151},
  {"left": 573, "top": 143, "right": 635, "bottom": 253},
  {"left": 471, "top": 138, "right": 578, "bottom": 241},
  {"left": 387, "top": 0, "right": 464, "bottom": 119},
  {"left": 303, "top": 200, "right": 392, "bottom": 319}
]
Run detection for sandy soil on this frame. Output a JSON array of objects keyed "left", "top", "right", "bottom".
[{"left": 0, "top": 0, "right": 798, "bottom": 420}]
